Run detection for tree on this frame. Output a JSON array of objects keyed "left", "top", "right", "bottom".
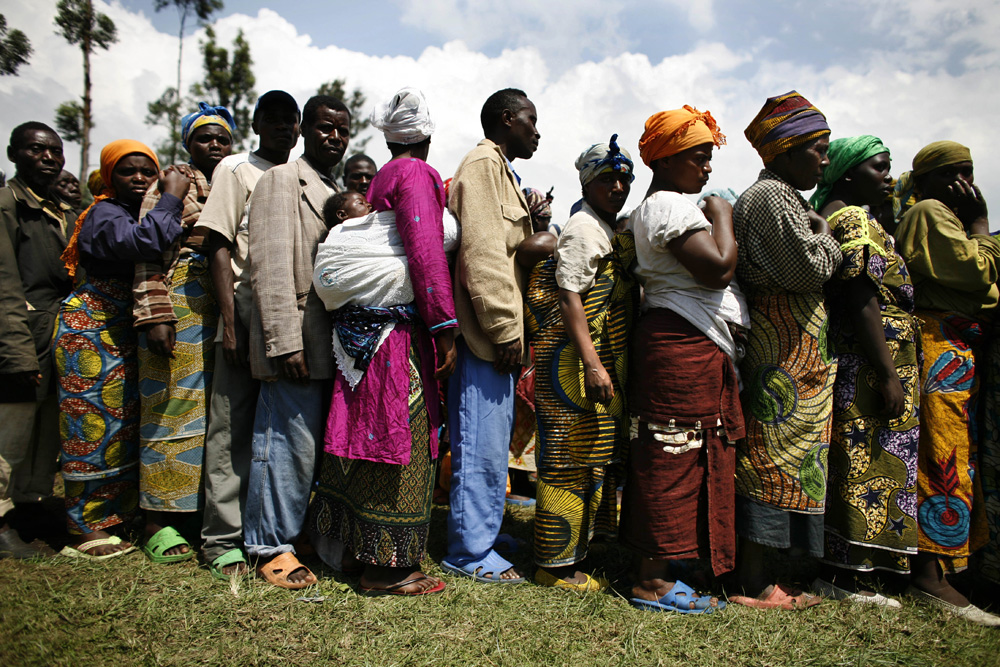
[
  {"left": 189, "top": 26, "right": 255, "bottom": 150},
  {"left": 54, "top": 0, "right": 117, "bottom": 181},
  {"left": 0, "top": 14, "right": 32, "bottom": 75},
  {"left": 55, "top": 101, "right": 83, "bottom": 143},
  {"left": 316, "top": 79, "right": 373, "bottom": 180},
  {"left": 148, "top": 0, "right": 224, "bottom": 165}
]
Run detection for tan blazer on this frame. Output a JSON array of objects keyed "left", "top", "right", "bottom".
[
  {"left": 248, "top": 156, "right": 336, "bottom": 381},
  {"left": 449, "top": 139, "right": 532, "bottom": 363}
]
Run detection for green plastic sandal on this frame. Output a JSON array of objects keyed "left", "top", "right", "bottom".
[
  {"left": 141, "top": 526, "right": 194, "bottom": 564},
  {"left": 209, "top": 548, "right": 248, "bottom": 580}
]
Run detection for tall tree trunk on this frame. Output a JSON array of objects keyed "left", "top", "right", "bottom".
[
  {"left": 170, "top": 10, "right": 188, "bottom": 165},
  {"left": 80, "top": 30, "right": 91, "bottom": 182}
]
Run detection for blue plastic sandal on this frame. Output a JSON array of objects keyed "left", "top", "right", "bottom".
[
  {"left": 440, "top": 550, "right": 526, "bottom": 584},
  {"left": 630, "top": 580, "right": 725, "bottom": 614}
]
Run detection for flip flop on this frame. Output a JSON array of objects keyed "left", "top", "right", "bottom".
[
  {"left": 630, "top": 580, "right": 723, "bottom": 614},
  {"left": 534, "top": 568, "right": 608, "bottom": 593},
  {"left": 142, "top": 526, "right": 194, "bottom": 564},
  {"left": 59, "top": 535, "right": 136, "bottom": 561},
  {"left": 440, "top": 550, "right": 526, "bottom": 584},
  {"left": 361, "top": 575, "right": 447, "bottom": 597},
  {"left": 728, "top": 583, "right": 821, "bottom": 610},
  {"left": 209, "top": 548, "right": 248, "bottom": 581},
  {"left": 256, "top": 551, "right": 317, "bottom": 590},
  {"left": 812, "top": 578, "right": 900, "bottom": 608}
]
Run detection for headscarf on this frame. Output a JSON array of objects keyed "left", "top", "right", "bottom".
[
  {"left": 575, "top": 134, "right": 635, "bottom": 186},
  {"left": 893, "top": 140, "right": 973, "bottom": 221},
  {"left": 61, "top": 140, "right": 160, "bottom": 278},
  {"left": 180, "top": 102, "right": 237, "bottom": 151},
  {"left": 523, "top": 187, "right": 552, "bottom": 220},
  {"left": 638, "top": 106, "right": 725, "bottom": 166},
  {"left": 370, "top": 87, "right": 435, "bottom": 145},
  {"left": 744, "top": 91, "right": 830, "bottom": 164},
  {"left": 86, "top": 168, "right": 105, "bottom": 197},
  {"left": 698, "top": 187, "right": 738, "bottom": 206},
  {"left": 809, "top": 135, "right": 890, "bottom": 210}
]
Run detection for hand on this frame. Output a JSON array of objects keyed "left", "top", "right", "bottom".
[
  {"left": 159, "top": 166, "right": 191, "bottom": 201},
  {"left": 701, "top": 195, "right": 732, "bottom": 225},
  {"left": 147, "top": 323, "right": 177, "bottom": 358},
  {"left": 433, "top": 329, "right": 457, "bottom": 380},
  {"left": 493, "top": 339, "right": 522, "bottom": 375},
  {"left": 278, "top": 350, "right": 310, "bottom": 383},
  {"left": 222, "top": 314, "right": 250, "bottom": 368},
  {"left": 878, "top": 372, "right": 906, "bottom": 418},
  {"left": 583, "top": 360, "right": 614, "bottom": 404},
  {"left": 8, "top": 370, "right": 42, "bottom": 388},
  {"left": 807, "top": 209, "right": 831, "bottom": 235},
  {"left": 950, "top": 181, "right": 989, "bottom": 232}
]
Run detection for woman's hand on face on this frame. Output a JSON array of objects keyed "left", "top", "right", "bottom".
[
  {"left": 950, "top": 180, "right": 989, "bottom": 232},
  {"left": 878, "top": 372, "right": 906, "bottom": 419},
  {"left": 433, "top": 329, "right": 457, "bottom": 380},
  {"left": 159, "top": 166, "right": 191, "bottom": 201},
  {"left": 584, "top": 361, "right": 614, "bottom": 404},
  {"left": 147, "top": 323, "right": 177, "bottom": 358}
]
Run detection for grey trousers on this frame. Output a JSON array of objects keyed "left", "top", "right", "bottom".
[
  {"left": 200, "top": 344, "right": 259, "bottom": 563},
  {"left": 0, "top": 395, "right": 60, "bottom": 519}
]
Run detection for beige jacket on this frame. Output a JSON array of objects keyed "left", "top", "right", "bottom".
[
  {"left": 449, "top": 139, "right": 532, "bottom": 363},
  {"left": 248, "top": 156, "right": 337, "bottom": 381}
]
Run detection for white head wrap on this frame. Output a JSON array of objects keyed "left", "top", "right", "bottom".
[{"left": 370, "top": 87, "right": 435, "bottom": 145}]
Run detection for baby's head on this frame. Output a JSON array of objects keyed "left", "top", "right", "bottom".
[{"left": 323, "top": 191, "right": 373, "bottom": 228}]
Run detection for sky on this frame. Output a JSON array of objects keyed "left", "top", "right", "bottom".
[{"left": 1, "top": 0, "right": 999, "bottom": 224}]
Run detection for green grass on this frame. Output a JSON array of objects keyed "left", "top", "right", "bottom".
[{"left": 2, "top": 505, "right": 998, "bottom": 667}]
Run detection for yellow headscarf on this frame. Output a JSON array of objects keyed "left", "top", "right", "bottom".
[
  {"left": 912, "top": 140, "right": 972, "bottom": 178},
  {"left": 638, "top": 106, "right": 726, "bottom": 167}
]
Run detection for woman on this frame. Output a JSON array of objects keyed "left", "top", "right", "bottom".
[
  {"left": 133, "top": 103, "right": 234, "bottom": 565},
  {"left": 308, "top": 88, "right": 457, "bottom": 596},
  {"left": 893, "top": 141, "right": 1000, "bottom": 625},
  {"left": 55, "top": 140, "right": 189, "bottom": 559},
  {"left": 730, "top": 91, "right": 842, "bottom": 610},
  {"left": 525, "top": 135, "right": 638, "bottom": 592},
  {"left": 619, "top": 108, "right": 744, "bottom": 613},
  {"left": 809, "top": 136, "right": 917, "bottom": 607}
]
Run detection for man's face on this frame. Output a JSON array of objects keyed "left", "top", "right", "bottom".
[
  {"left": 345, "top": 160, "right": 376, "bottom": 195},
  {"left": 187, "top": 124, "right": 233, "bottom": 176},
  {"left": 254, "top": 106, "right": 300, "bottom": 153},
  {"left": 52, "top": 170, "right": 81, "bottom": 207},
  {"left": 8, "top": 129, "right": 65, "bottom": 190},
  {"left": 505, "top": 98, "right": 539, "bottom": 161},
  {"left": 303, "top": 107, "right": 350, "bottom": 171}
]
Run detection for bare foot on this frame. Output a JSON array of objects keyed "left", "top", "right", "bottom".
[{"left": 362, "top": 566, "right": 443, "bottom": 593}]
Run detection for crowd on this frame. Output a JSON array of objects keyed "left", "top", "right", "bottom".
[{"left": 1, "top": 84, "right": 999, "bottom": 624}]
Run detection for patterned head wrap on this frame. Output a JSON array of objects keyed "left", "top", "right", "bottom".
[
  {"left": 523, "top": 187, "right": 552, "bottom": 220},
  {"left": 62, "top": 140, "right": 160, "bottom": 278},
  {"left": 638, "top": 106, "right": 725, "bottom": 167},
  {"left": 893, "top": 140, "right": 973, "bottom": 221},
  {"left": 180, "top": 102, "right": 236, "bottom": 151},
  {"left": 744, "top": 91, "right": 830, "bottom": 164},
  {"left": 86, "top": 168, "right": 105, "bottom": 198},
  {"left": 370, "top": 87, "right": 435, "bottom": 145},
  {"left": 809, "top": 135, "right": 890, "bottom": 210},
  {"left": 575, "top": 134, "right": 635, "bottom": 186}
]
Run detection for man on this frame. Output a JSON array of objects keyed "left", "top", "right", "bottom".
[
  {"left": 0, "top": 122, "right": 73, "bottom": 558},
  {"left": 51, "top": 169, "right": 82, "bottom": 220},
  {"left": 245, "top": 95, "right": 350, "bottom": 588},
  {"left": 342, "top": 153, "right": 376, "bottom": 195},
  {"left": 442, "top": 89, "right": 539, "bottom": 583},
  {"left": 193, "top": 90, "right": 301, "bottom": 579}
]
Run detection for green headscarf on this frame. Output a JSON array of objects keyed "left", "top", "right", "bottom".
[{"left": 809, "top": 135, "right": 890, "bottom": 210}]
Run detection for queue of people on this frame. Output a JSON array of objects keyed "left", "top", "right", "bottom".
[{"left": 1, "top": 85, "right": 999, "bottom": 625}]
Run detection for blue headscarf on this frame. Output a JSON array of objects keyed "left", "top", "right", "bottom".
[
  {"left": 180, "top": 102, "right": 237, "bottom": 151},
  {"left": 575, "top": 134, "right": 635, "bottom": 186}
]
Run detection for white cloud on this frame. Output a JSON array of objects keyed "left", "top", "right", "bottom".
[{"left": 2, "top": 0, "right": 999, "bottom": 228}]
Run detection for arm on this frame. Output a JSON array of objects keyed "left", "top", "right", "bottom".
[
  {"left": 559, "top": 288, "right": 612, "bottom": 403},
  {"left": 0, "top": 211, "right": 40, "bottom": 386},
  {"left": 209, "top": 230, "right": 248, "bottom": 367},
  {"left": 668, "top": 196, "right": 738, "bottom": 289},
  {"left": 82, "top": 194, "right": 185, "bottom": 263},
  {"left": 903, "top": 200, "right": 1000, "bottom": 292},
  {"left": 846, "top": 277, "right": 904, "bottom": 417}
]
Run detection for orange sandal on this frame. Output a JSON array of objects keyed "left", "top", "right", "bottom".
[
  {"left": 728, "top": 583, "right": 822, "bottom": 610},
  {"left": 256, "top": 552, "right": 317, "bottom": 590}
]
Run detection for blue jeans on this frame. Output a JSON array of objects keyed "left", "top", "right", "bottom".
[
  {"left": 446, "top": 339, "right": 516, "bottom": 564},
  {"left": 244, "top": 378, "right": 323, "bottom": 559}
]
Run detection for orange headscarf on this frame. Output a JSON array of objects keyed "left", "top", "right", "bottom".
[
  {"left": 61, "top": 140, "right": 160, "bottom": 278},
  {"left": 638, "top": 106, "right": 726, "bottom": 167}
]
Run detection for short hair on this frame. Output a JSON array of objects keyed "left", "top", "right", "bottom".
[
  {"left": 302, "top": 95, "right": 351, "bottom": 127},
  {"left": 253, "top": 90, "right": 300, "bottom": 124},
  {"left": 344, "top": 153, "right": 376, "bottom": 175},
  {"left": 9, "top": 121, "right": 58, "bottom": 151},
  {"left": 322, "top": 191, "right": 353, "bottom": 225},
  {"left": 480, "top": 88, "right": 528, "bottom": 134}
]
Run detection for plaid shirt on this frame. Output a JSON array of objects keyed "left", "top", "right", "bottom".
[
  {"left": 133, "top": 168, "right": 212, "bottom": 327},
  {"left": 733, "top": 169, "right": 842, "bottom": 294}
]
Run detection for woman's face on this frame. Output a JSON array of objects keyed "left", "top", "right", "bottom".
[
  {"left": 917, "top": 160, "right": 974, "bottom": 207},
  {"left": 584, "top": 171, "right": 631, "bottom": 218},
  {"left": 112, "top": 154, "right": 158, "bottom": 207},
  {"left": 845, "top": 151, "right": 892, "bottom": 208},
  {"left": 655, "top": 143, "right": 713, "bottom": 194},
  {"left": 772, "top": 136, "right": 830, "bottom": 190}
]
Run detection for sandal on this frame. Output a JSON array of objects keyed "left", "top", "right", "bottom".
[
  {"left": 256, "top": 552, "right": 317, "bottom": 590},
  {"left": 142, "top": 526, "right": 194, "bottom": 564},
  {"left": 534, "top": 568, "right": 608, "bottom": 593},
  {"left": 59, "top": 535, "right": 136, "bottom": 561},
  {"left": 209, "top": 548, "right": 248, "bottom": 581},
  {"left": 440, "top": 550, "right": 526, "bottom": 584},
  {"left": 728, "top": 583, "right": 822, "bottom": 610},
  {"left": 361, "top": 575, "right": 446, "bottom": 597},
  {"left": 630, "top": 580, "right": 723, "bottom": 614}
]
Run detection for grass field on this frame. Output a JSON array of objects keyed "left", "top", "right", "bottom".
[{"left": 2, "top": 504, "right": 998, "bottom": 667}]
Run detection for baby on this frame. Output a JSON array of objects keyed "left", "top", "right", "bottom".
[{"left": 322, "top": 190, "right": 372, "bottom": 228}]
